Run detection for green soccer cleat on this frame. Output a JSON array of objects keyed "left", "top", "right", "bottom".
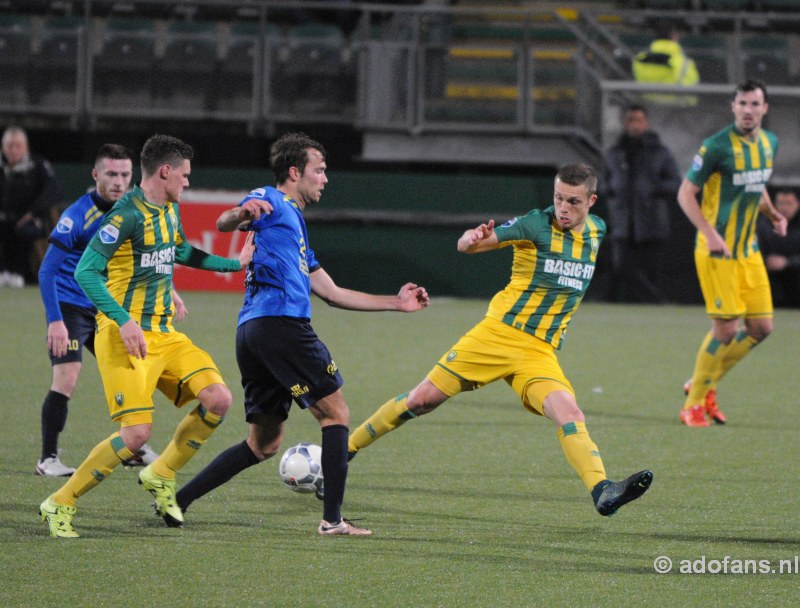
[
  {"left": 593, "top": 470, "right": 653, "bottom": 517},
  {"left": 138, "top": 464, "right": 184, "bottom": 528},
  {"left": 40, "top": 496, "right": 79, "bottom": 538}
]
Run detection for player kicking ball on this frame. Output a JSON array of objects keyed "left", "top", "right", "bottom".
[{"left": 347, "top": 164, "right": 653, "bottom": 517}]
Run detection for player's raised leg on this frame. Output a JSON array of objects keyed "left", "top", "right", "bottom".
[
  {"left": 348, "top": 379, "right": 449, "bottom": 458},
  {"left": 538, "top": 386, "right": 653, "bottom": 516},
  {"left": 176, "top": 414, "right": 283, "bottom": 514}
]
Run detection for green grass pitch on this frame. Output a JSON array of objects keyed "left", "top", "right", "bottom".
[{"left": 2, "top": 288, "right": 799, "bottom": 607}]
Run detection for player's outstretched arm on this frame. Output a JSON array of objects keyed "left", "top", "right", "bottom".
[
  {"left": 457, "top": 219, "right": 500, "bottom": 253},
  {"left": 310, "top": 269, "right": 429, "bottom": 312}
]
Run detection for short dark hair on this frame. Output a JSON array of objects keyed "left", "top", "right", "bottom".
[
  {"left": 270, "top": 132, "right": 326, "bottom": 185},
  {"left": 140, "top": 134, "right": 193, "bottom": 177},
  {"left": 556, "top": 163, "right": 598, "bottom": 195},
  {"left": 95, "top": 143, "right": 133, "bottom": 166},
  {"left": 735, "top": 79, "right": 768, "bottom": 103},
  {"left": 774, "top": 187, "right": 799, "bottom": 200},
  {"left": 625, "top": 103, "right": 648, "bottom": 116}
]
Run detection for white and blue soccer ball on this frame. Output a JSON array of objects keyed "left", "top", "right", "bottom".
[{"left": 278, "top": 442, "right": 323, "bottom": 494}]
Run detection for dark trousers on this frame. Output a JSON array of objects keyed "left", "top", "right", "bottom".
[
  {"left": 769, "top": 268, "right": 800, "bottom": 308},
  {"left": 609, "top": 238, "right": 668, "bottom": 304}
]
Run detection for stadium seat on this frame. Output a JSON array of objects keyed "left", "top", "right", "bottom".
[
  {"left": 758, "top": 0, "right": 797, "bottom": 9},
  {"left": 153, "top": 20, "right": 219, "bottom": 111},
  {"left": 215, "top": 21, "right": 279, "bottom": 115},
  {"left": 640, "top": 0, "right": 691, "bottom": 8},
  {"left": 0, "top": 15, "right": 33, "bottom": 106},
  {"left": 742, "top": 35, "right": 791, "bottom": 85},
  {"left": 278, "top": 23, "right": 350, "bottom": 112},
  {"left": 93, "top": 18, "right": 158, "bottom": 109},
  {"left": 31, "top": 16, "right": 84, "bottom": 108},
  {"left": 702, "top": 0, "right": 752, "bottom": 9},
  {"left": 682, "top": 34, "right": 729, "bottom": 83}
]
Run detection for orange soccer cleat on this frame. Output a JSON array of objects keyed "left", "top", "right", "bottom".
[
  {"left": 679, "top": 404, "right": 710, "bottom": 427},
  {"left": 703, "top": 389, "right": 727, "bottom": 425}
]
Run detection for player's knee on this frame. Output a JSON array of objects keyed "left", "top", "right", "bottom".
[
  {"left": 748, "top": 322, "right": 773, "bottom": 342},
  {"left": 200, "top": 384, "right": 233, "bottom": 416},
  {"left": 407, "top": 381, "right": 447, "bottom": 415},
  {"left": 249, "top": 438, "right": 282, "bottom": 461},
  {"left": 119, "top": 424, "right": 151, "bottom": 452}
]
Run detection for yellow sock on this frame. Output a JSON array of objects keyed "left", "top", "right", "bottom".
[
  {"left": 557, "top": 421, "right": 607, "bottom": 491},
  {"left": 152, "top": 405, "right": 224, "bottom": 479},
  {"left": 52, "top": 433, "right": 133, "bottom": 507},
  {"left": 713, "top": 330, "right": 758, "bottom": 387},
  {"left": 684, "top": 332, "right": 725, "bottom": 408},
  {"left": 348, "top": 393, "right": 415, "bottom": 454}
]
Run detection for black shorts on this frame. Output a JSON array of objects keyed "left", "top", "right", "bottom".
[
  {"left": 49, "top": 303, "right": 96, "bottom": 366},
  {"left": 235, "top": 316, "right": 343, "bottom": 423}
]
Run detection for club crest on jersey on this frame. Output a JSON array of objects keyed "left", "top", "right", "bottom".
[
  {"left": 56, "top": 217, "right": 74, "bottom": 233},
  {"left": 590, "top": 237, "right": 599, "bottom": 256},
  {"left": 500, "top": 217, "right": 518, "bottom": 228},
  {"left": 99, "top": 224, "right": 120, "bottom": 244},
  {"left": 168, "top": 212, "right": 178, "bottom": 229}
]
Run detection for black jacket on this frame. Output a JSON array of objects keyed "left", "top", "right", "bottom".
[
  {"left": 601, "top": 131, "right": 681, "bottom": 243},
  {"left": 0, "top": 152, "right": 61, "bottom": 223}
]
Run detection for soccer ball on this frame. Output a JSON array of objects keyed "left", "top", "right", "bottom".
[{"left": 278, "top": 442, "right": 323, "bottom": 494}]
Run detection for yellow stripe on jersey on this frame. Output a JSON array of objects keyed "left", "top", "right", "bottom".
[
  {"left": 584, "top": 216, "right": 601, "bottom": 262},
  {"left": 84, "top": 206, "right": 103, "bottom": 229},
  {"left": 759, "top": 130, "right": 774, "bottom": 168},
  {"left": 729, "top": 131, "right": 745, "bottom": 171}
]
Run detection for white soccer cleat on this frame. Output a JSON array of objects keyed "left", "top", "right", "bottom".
[
  {"left": 35, "top": 453, "right": 76, "bottom": 477},
  {"left": 318, "top": 518, "right": 372, "bottom": 536},
  {"left": 122, "top": 443, "right": 160, "bottom": 467}
]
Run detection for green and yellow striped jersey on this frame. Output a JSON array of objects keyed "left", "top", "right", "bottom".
[
  {"left": 490, "top": 206, "right": 604, "bottom": 349},
  {"left": 686, "top": 123, "right": 778, "bottom": 259},
  {"left": 89, "top": 186, "right": 184, "bottom": 333}
]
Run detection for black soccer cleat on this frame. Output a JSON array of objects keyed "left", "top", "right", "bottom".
[{"left": 592, "top": 470, "right": 653, "bottom": 517}]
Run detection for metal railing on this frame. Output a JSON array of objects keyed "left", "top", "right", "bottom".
[{"left": 1, "top": 1, "right": 798, "bottom": 166}]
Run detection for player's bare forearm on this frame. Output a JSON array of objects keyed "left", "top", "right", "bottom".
[
  {"left": 458, "top": 220, "right": 498, "bottom": 253},
  {"left": 216, "top": 207, "right": 249, "bottom": 232},
  {"left": 311, "top": 270, "right": 429, "bottom": 312},
  {"left": 759, "top": 193, "right": 788, "bottom": 236},
  {"left": 217, "top": 199, "right": 273, "bottom": 232}
]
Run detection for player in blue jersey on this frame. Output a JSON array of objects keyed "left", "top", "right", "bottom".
[
  {"left": 175, "top": 132, "right": 430, "bottom": 535},
  {"left": 35, "top": 144, "right": 177, "bottom": 476}
]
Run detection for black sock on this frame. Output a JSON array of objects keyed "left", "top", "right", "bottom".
[
  {"left": 41, "top": 390, "right": 69, "bottom": 461},
  {"left": 176, "top": 440, "right": 259, "bottom": 512},
  {"left": 321, "top": 424, "right": 349, "bottom": 524}
]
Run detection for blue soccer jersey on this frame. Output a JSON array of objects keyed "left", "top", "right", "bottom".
[
  {"left": 41, "top": 192, "right": 110, "bottom": 321},
  {"left": 237, "top": 186, "right": 321, "bottom": 325}
]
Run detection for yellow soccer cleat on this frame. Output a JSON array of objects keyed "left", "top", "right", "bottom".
[
  {"left": 40, "top": 496, "right": 79, "bottom": 538},
  {"left": 138, "top": 464, "right": 184, "bottom": 528}
]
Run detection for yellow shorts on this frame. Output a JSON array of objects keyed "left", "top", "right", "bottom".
[
  {"left": 427, "top": 316, "right": 574, "bottom": 416},
  {"left": 695, "top": 250, "right": 773, "bottom": 319},
  {"left": 95, "top": 326, "right": 225, "bottom": 427}
]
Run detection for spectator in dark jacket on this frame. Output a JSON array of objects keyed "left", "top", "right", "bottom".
[
  {"left": 601, "top": 104, "right": 682, "bottom": 303},
  {"left": 0, "top": 126, "right": 61, "bottom": 286},
  {"left": 757, "top": 188, "right": 800, "bottom": 308}
]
